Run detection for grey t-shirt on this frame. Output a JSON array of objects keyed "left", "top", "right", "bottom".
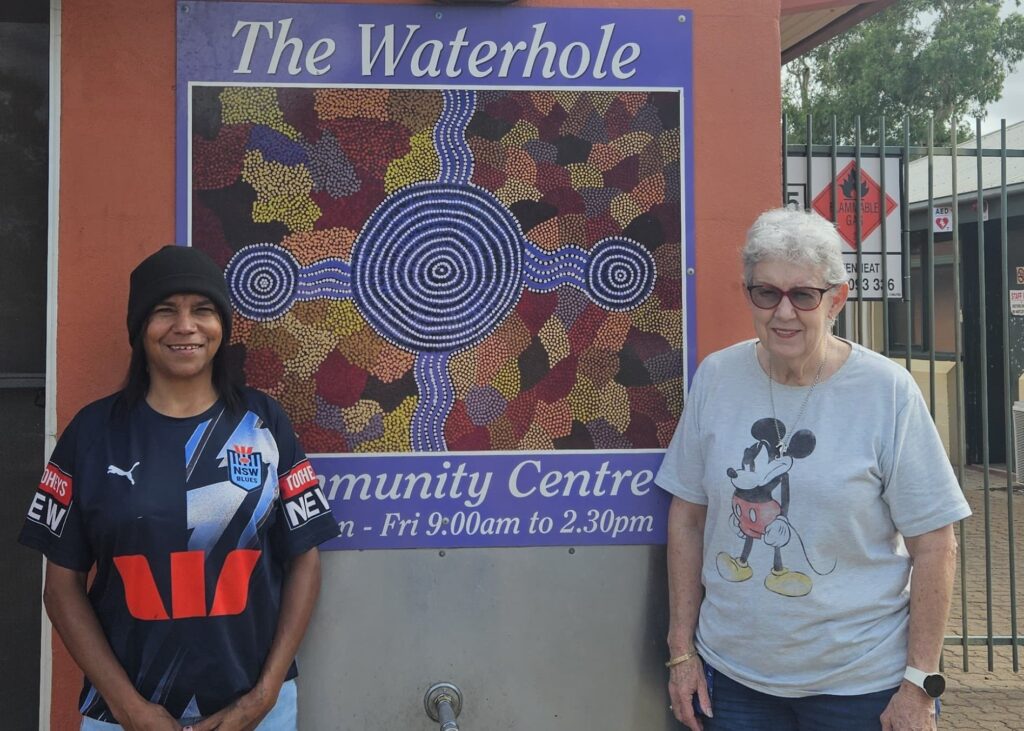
[{"left": 656, "top": 340, "right": 971, "bottom": 697}]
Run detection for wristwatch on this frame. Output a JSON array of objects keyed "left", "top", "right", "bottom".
[{"left": 903, "top": 666, "right": 945, "bottom": 698}]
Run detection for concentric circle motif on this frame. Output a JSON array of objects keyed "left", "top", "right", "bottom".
[
  {"left": 587, "top": 238, "right": 657, "bottom": 311},
  {"left": 225, "top": 244, "right": 300, "bottom": 321},
  {"left": 351, "top": 182, "right": 525, "bottom": 352}
]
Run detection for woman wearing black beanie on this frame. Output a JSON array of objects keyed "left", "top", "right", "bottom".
[{"left": 19, "top": 245, "right": 339, "bottom": 731}]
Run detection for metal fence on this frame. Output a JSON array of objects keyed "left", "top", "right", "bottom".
[{"left": 783, "top": 114, "right": 1024, "bottom": 672}]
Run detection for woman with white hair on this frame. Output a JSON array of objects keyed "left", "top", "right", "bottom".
[{"left": 657, "top": 208, "right": 970, "bottom": 730}]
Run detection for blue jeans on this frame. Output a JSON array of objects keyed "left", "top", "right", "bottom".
[
  {"left": 80, "top": 679, "right": 297, "bottom": 730},
  {"left": 702, "top": 669, "right": 901, "bottom": 731}
]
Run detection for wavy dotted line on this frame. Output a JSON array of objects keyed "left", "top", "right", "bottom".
[
  {"left": 410, "top": 351, "right": 454, "bottom": 453},
  {"left": 226, "top": 244, "right": 354, "bottom": 320},
  {"left": 435, "top": 89, "right": 476, "bottom": 185},
  {"left": 523, "top": 238, "right": 657, "bottom": 311}
]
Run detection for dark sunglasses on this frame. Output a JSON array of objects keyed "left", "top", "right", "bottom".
[{"left": 746, "top": 284, "right": 835, "bottom": 311}]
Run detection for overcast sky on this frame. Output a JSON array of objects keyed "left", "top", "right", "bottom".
[
  {"left": 978, "top": 0, "right": 1021, "bottom": 134},
  {"left": 984, "top": 69, "right": 1023, "bottom": 134}
]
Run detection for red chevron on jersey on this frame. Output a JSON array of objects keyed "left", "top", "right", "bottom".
[{"left": 113, "top": 549, "right": 263, "bottom": 620}]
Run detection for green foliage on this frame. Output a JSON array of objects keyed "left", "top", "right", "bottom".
[{"left": 783, "top": 0, "right": 1024, "bottom": 146}]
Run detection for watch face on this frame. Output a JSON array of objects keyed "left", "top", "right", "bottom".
[{"left": 923, "top": 673, "right": 945, "bottom": 698}]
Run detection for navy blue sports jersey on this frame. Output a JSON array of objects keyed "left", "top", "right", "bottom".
[{"left": 19, "top": 388, "right": 339, "bottom": 721}]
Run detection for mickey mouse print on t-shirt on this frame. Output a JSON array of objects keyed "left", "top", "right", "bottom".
[{"left": 716, "top": 417, "right": 836, "bottom": 597}]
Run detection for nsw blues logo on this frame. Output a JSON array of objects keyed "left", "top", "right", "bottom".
[{"left": 227, "top": 445, "right": 263, "bottom": 490}]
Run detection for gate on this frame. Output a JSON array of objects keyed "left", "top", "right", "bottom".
[{"left": 784, "top": 114, "right": 1024, "bottom": 673}]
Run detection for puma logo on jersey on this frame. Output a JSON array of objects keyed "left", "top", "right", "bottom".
[{"left": 107, "top": 462, "right": 140, "bottom": 485}]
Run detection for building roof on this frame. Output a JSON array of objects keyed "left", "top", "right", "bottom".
[
  {"left": 781, "top": 1, "right": 898, "bottom": 63},
  {"left": 907, "top": 121, "right": 1024, "bottom": 204}
]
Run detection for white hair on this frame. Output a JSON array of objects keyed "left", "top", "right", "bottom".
[{"left": 742, "top": 208, "right": 846, "bottom": 285}]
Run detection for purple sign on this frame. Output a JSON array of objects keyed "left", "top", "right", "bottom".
[
  {"left": 317, "top": 451, "right": 670, "bottom": 550},
  {"left": 177, "top": 2, "right": 690, "bottom": 87},
  {"left": 177, "top": 2, "right": 693, "bottom": 550}
]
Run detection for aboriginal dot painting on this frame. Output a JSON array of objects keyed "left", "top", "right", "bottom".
[{"left": 192, "top": 86, "right": 684, "bottom": 453}]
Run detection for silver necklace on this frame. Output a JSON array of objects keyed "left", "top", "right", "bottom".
[{"left": 766, "top": 336, "right": 831, "bottom": 455}]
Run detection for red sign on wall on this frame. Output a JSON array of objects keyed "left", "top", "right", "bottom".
[{"left": 812, "top": 161, "right": 897, "bottom": 249}]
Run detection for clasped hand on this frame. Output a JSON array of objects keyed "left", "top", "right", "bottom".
[
  {"left": 191, "top": 684, "right": 279, "bottom": 731},
  {"left": 116, "top": 685, "right": 277, "bottom": 731}
]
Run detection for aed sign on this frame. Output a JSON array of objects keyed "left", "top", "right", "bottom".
[
  {"left": 786, "top": 155, "right": 903, "bottom": 299},
  {"left": 933, "top": 206, "right": 953, "bottom": 233}
]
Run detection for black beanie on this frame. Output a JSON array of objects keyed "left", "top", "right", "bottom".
[{"left": 127, "top": 245, "right": 233, "bottom": 343}]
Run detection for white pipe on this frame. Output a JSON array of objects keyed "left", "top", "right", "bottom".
[{"left": 39, "top": 1, "right": 63, "bottom": 728}]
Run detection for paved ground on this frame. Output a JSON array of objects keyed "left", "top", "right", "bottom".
[{"left": 939, "top": 467, "right": 1024, "bottom": 730}]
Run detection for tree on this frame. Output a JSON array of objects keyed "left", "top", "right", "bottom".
[{"left": 783, "top": 0, "right": 1024, "bottom": 146}]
